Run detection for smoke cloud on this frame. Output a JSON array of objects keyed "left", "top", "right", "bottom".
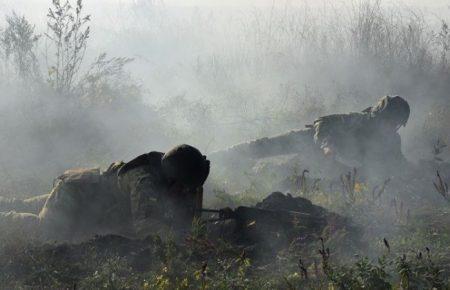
[{"left": 0, "top": 0, "right": 449, "bottom": 197}]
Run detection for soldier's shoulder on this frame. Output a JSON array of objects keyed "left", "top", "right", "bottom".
[
  {"left": 118, "top": 152, "right": 164, "bottom": 177},
  {"left": 314, "top": 112, "right": 368, "bottom": 127},
  {"left": 315, "top": 112, "right": 365, "bottom": 121}
]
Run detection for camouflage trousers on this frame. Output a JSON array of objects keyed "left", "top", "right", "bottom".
[
  {"left": 0, "top": 166, "right": 131, "bottom": 242},
  {"left": 0, "top": 211, "right": 40, "bottom": 239}
]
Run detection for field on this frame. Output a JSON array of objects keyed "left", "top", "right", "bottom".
[
  {"left": 1, "top": 0, "right": 450, "bottom": 289},
  {"left": 1, "top": 176, "right": 450, "bottom": 289}
]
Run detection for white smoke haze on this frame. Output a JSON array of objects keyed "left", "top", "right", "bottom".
[
  {"left": 0, "top": 0, "right": 450, "bottom": 197},
  {"left": 2, "top": 3, "right": 450, "bottom": 288}
]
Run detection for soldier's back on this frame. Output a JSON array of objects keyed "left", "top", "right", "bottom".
[{"left": 39, "top": 164, "right": 131, "bottom": 242}]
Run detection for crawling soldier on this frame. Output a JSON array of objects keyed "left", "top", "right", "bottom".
[
  {"left": 0, "top": 144, "right": 210, "bottom": 242},
  {"left": 210, "top": 96, "right": 410, "bottom": 179}
]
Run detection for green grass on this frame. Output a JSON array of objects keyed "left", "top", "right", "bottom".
[{"left": 1, "top": 179, "right": 450, "bottom": 290}]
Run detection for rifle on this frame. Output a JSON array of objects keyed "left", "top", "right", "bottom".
[{"left": 198, "top": 206, "right": 321, "bottom": 230}]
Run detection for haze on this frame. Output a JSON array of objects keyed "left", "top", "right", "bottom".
[{"left": 0, "top": 0, "right": 450, "bottom": 196}]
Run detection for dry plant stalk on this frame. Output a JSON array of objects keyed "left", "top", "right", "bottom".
[
  {"left": 433, "top": 138, "right": 447, "bottom": 162},
  {"left": 300, "top": 169, "right": 309, "bottom": 193},
  {"left": 319, "top": 237, "right": 331, "bottom": 274},
  {"left": 341, "top": 168, "right": 357, "bottom": 204},
  {"left": 298, "top": 258, "right": 308, "bottom": 280},
  {"left": 390, "top": 197, "right": 409, "bottom": 224},
  {"left": 372, "top": 178, "right": 391, "bottom": 202},
  {"left": 433, "top": 171, "right": 449, "bottom": 202}
]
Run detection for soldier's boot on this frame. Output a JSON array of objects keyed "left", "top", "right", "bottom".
[{"left": 0, "top": 194, "right": 49, "bottom": 214}]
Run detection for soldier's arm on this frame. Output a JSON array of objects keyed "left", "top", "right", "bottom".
[
  {"left": 194, "top": 187, "right": 203, "bottom": 219},
  {"left": 389, "top": 132, "right": 408, "bottom": 164},
  {"left": 132, "top": 175, "right": 162, "bottom": 223},
  {"left": 313, "top": 113, "right": 366, "bottom": 156},
  {"left": 117, "top": 163, "right": 164, "bottom": 238}
]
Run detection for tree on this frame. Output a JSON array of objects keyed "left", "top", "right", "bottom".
[
  {"left": 1, "top": 12, "right": 41, "bottom": 83},
  {"left": 46, "top": 0, "right": 90, "bottom": 95}
]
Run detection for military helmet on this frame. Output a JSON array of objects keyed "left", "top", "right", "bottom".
[
  {"left": 161, "top": 144, "right": 210, "bottom": 188},
  {"left": 370, "top": 96, "right": 410, "bottom": 127}
]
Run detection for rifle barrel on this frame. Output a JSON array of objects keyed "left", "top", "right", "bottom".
[{"left": 197, "top": 208, "right": 222, "bottom": 213}]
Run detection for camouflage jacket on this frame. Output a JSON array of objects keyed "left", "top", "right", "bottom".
[
  {"left": 312, "top": 112, "right": 407, "bottom": 170},
  {"left": 39, "top": 152, "right": 202, "bottom": 241},
  {"left": 39, "top": 163, "right": 133, "bottom": 241},
  {"left": 117, "top": 152, "right": 202, "bottom": 239}
]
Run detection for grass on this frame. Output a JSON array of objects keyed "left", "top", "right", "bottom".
[
  {"left": 1, "top": 174, "right": 450, "bottom": 289},
  {"left": 1, "top": 1, "right": 450, "bottom": 288}
]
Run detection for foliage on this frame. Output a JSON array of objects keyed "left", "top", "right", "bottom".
[
  {"left": 0, "top": 13, "right": 41, "bottom": 83},
  {"left": 1, "top": 1, "right": 450, "bottom": 288},
  {"left": 77, "top": 53, "right": 137, "bottom": 106},
  {"left": 0, "top": 0, "right": 169, "bottom": 196},
  {"left": 46, "top": 0, "right": 91, "bottom": 94},
  {"left": 1, "top": 214, "right": 449, "bottom": 289}
]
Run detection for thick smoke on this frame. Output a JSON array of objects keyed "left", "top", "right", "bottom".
[{"left": 0, "top": 0, "right": 449, "bottom": 197}]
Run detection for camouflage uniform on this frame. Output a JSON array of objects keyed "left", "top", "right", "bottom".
[
  {"left": 0, "top": 194, "right": 49, "bottom": 214},
  {"left": 116, "top": 151, "right": 204, "bottom": 239},
  {"left": 39, "top": 163, "right": 132, "bottom": 241},
  {"left": 312, "top": 113, "right": 407, "bottom": 173},
  {"left": 210, "top": 96, "right": 410, "bottom": 178},
  {"left": 0, "top": 145, "right": 209, "bottom": 242}
]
